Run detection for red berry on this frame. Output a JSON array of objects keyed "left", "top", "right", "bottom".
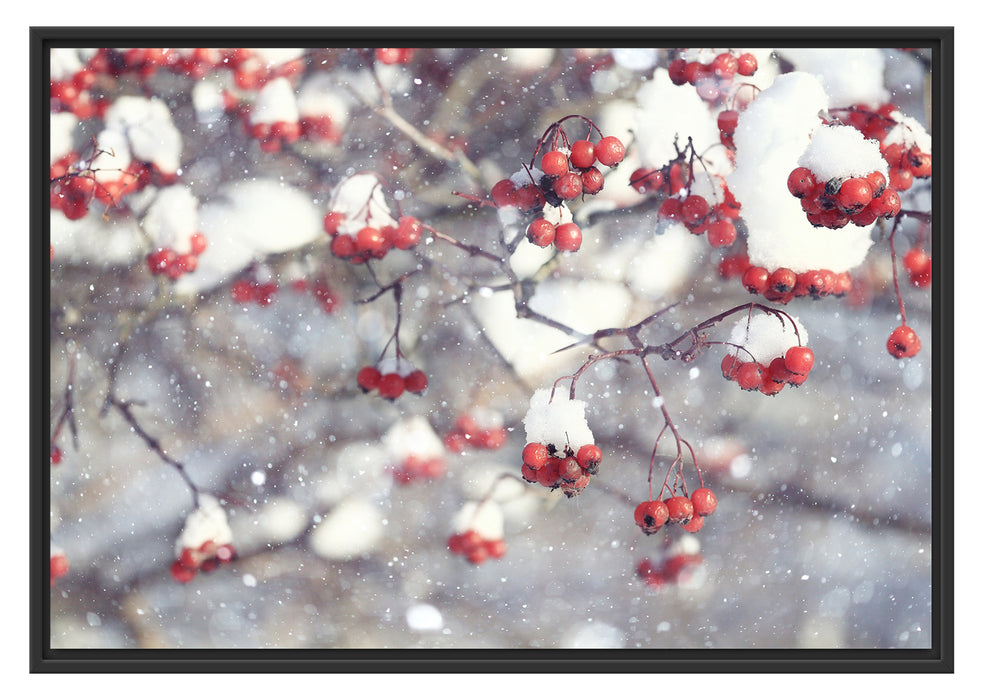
[
  {"left": 908, "top": 148, "right": 931, "bottom": 178},
  {"left": 554, "top": 223, "right": 583, "bottom": 252},
  {"left": 580, "top": 167, "right": 604, "bottom": 195},
  {"left": 690, "top": 488, "right": 718, "bottom": 516},
  {"left": 721, "top": 354, "right": 741, "bottom": 380},
  {"left": 552, "top": 172, "right": 583, "bottom": 200},
  {"left": 170, "top": 560, "right": 196, "bottom": 583},
  {"left": 594, "top": 136, "right": 626, "bottom": 166},
  {"left": 767, "top": 356, "right": 794, "bottom": 384},
  {"left": 630, "top": 167, "right": 664, "bottom": 194},
  {"left": 485, "top": 539, "right": 507, "bottom": 559},
  {"left": 403, "top": 369, "right": 428, "bottom": 394},
  {"left": 768, "top": 267, "right": 797, "bottom": 294},
  {"left": 717, "top": 109, "right": 739, "bottom": 135},
  {"left": 680, "top": 514, "right": 705, "bottom": 533},
  {"left": 868, "top": 188, "right": 901, "bottom": 219},
  {"left": 886, "top": 325, "right": 922, "bottom": 358},
  {"left": 664, "top": 496, "right": 695, "bottom": 524},
  {"left": 522, "top": 442, "right": 550, "bottom": 470},
  {"left": 557, "top": 457, "right": 583, "bottom": 483},
  {"left": 520, "top": 463, "right": 539, "bottom": 482},
  {"left": 356, "top": 226, "right": 388, "bottom": 258},
  {"left": 634, "top": 500, "right": 670, "bottom": 534},
  {"left": 711, "top": 52, "right": 738, "bottom": 78},
  {"left": 836, "top": 177, "right": 873, "bottom": 214},
  {"left": 668, "top": 58, "right": 688, "bottom": 85},
  {"left": 526, "top": 218, "right": 556, "bottom": 247},
  {"left": 658, "top": 197, "right": 683, "bottom": 222},
  {"left": 736, "top": 53, "right": 758, "bottom": 76},
  {"left": 705, "top": 220, "right": 737, "bottom": 248},
  {"left": 189, "top": 232, "right": 208, "bottom": 255},
  {"left": 393, "top": 216, "right": 423, "bottom": 249},
  {"left": 735, "top": 362, "right": 764, "bottom": 391},
  {"left": 576, "top": 444, "right": 602, "bottom": 475},
  {"left": 783, "top": 346, "right": 815, "bottom": 376},
  {"left": 865, "top": 171, "right": 887, "bottom": 198},
  {"left": 541, "top": 150, "right": 569, "bottom": 177},
  {"left": 568, "top": 140, "right": 595, "bottom": 169},
  {"left": 903, "top": 248, "right": 931, "bottom": 276},
  {"left": 718, "top": 253, "right": 750, "bottom": 279},
  {"left": 515, "top": 185, "right": 545, "bottom": 210},
  {"left": 742, "top": 265, "right": 769, "bottom": 295},
  {"left": 787, "top": 167, "right": 817, "bottom": 198},
  {"left": 356, "top": 366, "right": 381, "bottom": 392},
  {"left": 681, "top": 195, "right": 710, "bottom": 226},
  {"left": 330, "top": 233, "right": 357, "bottom": 259},
  {"left": 50, "top": 445, "right": 62, "bottom": 464},
  {"left": 491, "top": 179, "right": 517, "bottom": 207},
  {"left": 377, "top": 372, "right": 405, "bottom": 399}
]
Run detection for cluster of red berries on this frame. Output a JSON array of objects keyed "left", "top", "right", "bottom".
[
  {"left": 886, "top": 325, "right": 922, "bottom": 359},
  {"left": 374, "top": 48, "right": 416, "bottom": 65},
  {"left": 170, "top": 540, "right": 237, "bottom": 584},
  {"left": 231, "top": 278, "right": 279, "bottom": 306},
  {"left": 668, "top": 51, "right": 759, "bottom": 103},
  {"left": 656, "top": 186, "right": 741, "bottom": 248},
  {"left": 443, "top": 410, "right": 508, "bottom": 452},
  {"left": 146, "top": 232, "right": 208, "bottom": 279},
  {"left": 446, "top": 529, "right": 506, "bottom": 565},
  {"left": 50, "top": 552, "right": 70, "bottom": 586},
  {"left": 741, "top": 263, "right": 853, "bottom": 303},
  {"left": 356, "top": 364, "right": 428, "bottom": 400},
  {"left": 787, "top": 166, "right": 901, "bottom": 229},
  {"left": 324, "top": 212, "right": 424, "bottom": 263},
  {"left": 493, "top": 134, "right": 626, "bottom": 253},
  {"left": 903, "top": 248, "right": 931, "bottom": 288},
  {"left": 286, "top": 279, "right": 340, "bottom": 314},
  {"left": 835, "top": 104, "right": 931, "bottom": 191},
  {"left": 50, "top": 175, "right": 95, "bottom": 220},
  {"left": 634, "top": 488, "right": 718, "bottom": 535},
  {"left": 245, "top": 117, "right": 302, "bottom": 154},
  {"left": 721, "top": 345, "right": 815, "bottom": 395},
  {"left": 636, "top": 553, "right": 704, "bottom": 589},
  {"left": 50, "top": 445, "right": 63, "bottom": 465},
  {"left": 390, "top": 454, "right": 446, "bottom": 485},
  {"left": 519, "top": 441, "right": 602, "bottom": 498}
]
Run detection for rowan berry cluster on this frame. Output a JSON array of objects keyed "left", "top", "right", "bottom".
[
  {"left": 492, "top": 122, "right": 626, "bottom": 253},
  {"left": 50, "top": 175, "right": 95, "bottom": 221},
  {"left": 656, "top": 181, "right": 742, "bottom": 248},
  {"left": 169, "top": 540, "right": 237, "bottom": 583},
  {"left": 446, "top": 529, "right": 507, "bottom": 565},
  {"left": 356, "top": 358, "right": 428, "bottom": 400},
  {"left": 231, "top": 278, "right": 279, "bottom": 307},
  {"left": 390, "top": 454, "right": 446, "bottom": 484},
  {"left": 835, "top": 103, "right": 932, "bottom": 190},
  {"left": 740, "top": 263, "right": 853, "bottom": 303},
  {"left": 519, "top": 441, "right": 601, "bottom": 498},
  {"left": 636, "top": 551, "right": 704, "bottom": 589},
  {"left": 787, "top": 165, "right": 901, "bottom": 229},
  {"left": 374, "top": 48, "right": 416, "bottom": 65},
  {"left": 443, "top": 408, "right": 508, "bottom": 453},
  {"left": 146, "top": 232, "right": 208, "bottom": 279},
  {"left": 634, "top": 487, "right": 718, "bottom": 535},
  {"left": 668, "top": 49, "right": 759, "bottom": 103},
  {"left": 721, "top": 344, "right": 815, "bottom": 396}
]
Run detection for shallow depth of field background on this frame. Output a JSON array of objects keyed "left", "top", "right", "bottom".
[{"left": 48, "top": 46, "right": 932, "bottom": 650}]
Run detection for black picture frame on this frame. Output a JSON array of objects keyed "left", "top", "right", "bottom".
[{"left": 31, "top": 25, "right": 954, "bottom": 674}]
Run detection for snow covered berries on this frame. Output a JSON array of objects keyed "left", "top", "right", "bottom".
[
  {"left": 170, "top": 495, "right": 236, "bottom": 583},
  {"left": 446, "top": 500, "right": 507, "bottom": 565},
  {"left": 720, "top": 311, "right": 812, "bottom": 395},
  {"left": 519, "top": 388, "right": 602, "bottom": 497}
]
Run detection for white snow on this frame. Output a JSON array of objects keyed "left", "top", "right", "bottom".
[
  {"left": 522, "top": 387, "right": 595, "bottom": 453},
  {"left": 883, "top": 110, "right": 932, "bottom": 153},
  {"left": 328, "top": 173, "right": 398, "bottom": 234},
  {"left": 778, "top": 48, "right": 890, "bottom": 108},
  {"left": 175, "top": 494, "right": 233, "bottom": 554},
  {"left": 798, "top": 124, "right": 887, "bottom": 181},
  {"left": 726, "top": 311, "right": 809, "bottom": 364},
  {"left": 383, "top": 416, "right": 445, "bottom": 461},
  {"left": 50, "top": 112, "right": 78, "bottom": 164},
  {"left": 451, "top": 500, "right": 504, "bottom": 540},
  {"left": 250, "top": 77, "right": 300, "bottom": 125},
  {"left": 308, "top": 497, "right": 385, "bottom": 561},
  {"left": 103, "top": 96, "right": 183, "bottom": 175},
  {"left": 141, "top": 185, "right": 199, "bottom": 252}
]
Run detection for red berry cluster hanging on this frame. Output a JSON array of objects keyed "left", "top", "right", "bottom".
[
  {"left": 443, "top": 408, "right": 508, "bottom": 452},
  {"left": 787, "top": 166, "right": 901, "bottom": 229},
  {"left": 324, "top": 175, "right": 425, "bottom": 264},
  {"left": 231, "top": 278, "right": 279, "bottom": 306},
  {"left": 519, "top": 441, "right": 601, "bottom": 498},
  {"left": 50, "top": 175, "right": 96, "bottom": 220},
  {"left": 657, "top": 184, "right": 742, "bottom": 248},
  {"left": 169, "top": 540, "right": 237, "bottom": 584},
  {"left": 636, "top": 551, "right": 704, "bottom": 589},
  {"left": 721, "top": 344, "right": 814, "bottom": 396},
  {"left": 491, "top": 116, "right": 626, "bottom": 254},
  {"left": 834, "top": 103, "right": 932, "bottom": 191},
  {"left": 634, "top": 487, "right": 718, "bottom": 535},
  {"left": 390, "top": 453, "right": 446, "bottom": 484},
  {"left": 741, "top": 263, "right": 853, "bottom": 303},
  {"left": 446, "top": 529, "right": 507, "bottom": 565},
  {"left": 146, "top": 232, "right": 208, "bottom": 280},
  {"left": 356, "top": 359, "right": 428, "bottom": 400},
  {"left": 667, "top": 50, "right": 759, "bottom": 103},
  {"left": 717, "top": 108, "right": 740, "bottom": 149}
]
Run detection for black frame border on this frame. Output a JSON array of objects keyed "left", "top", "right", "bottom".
[{"left": 31, "top": 25, "right": 954, "bottom": 673}]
